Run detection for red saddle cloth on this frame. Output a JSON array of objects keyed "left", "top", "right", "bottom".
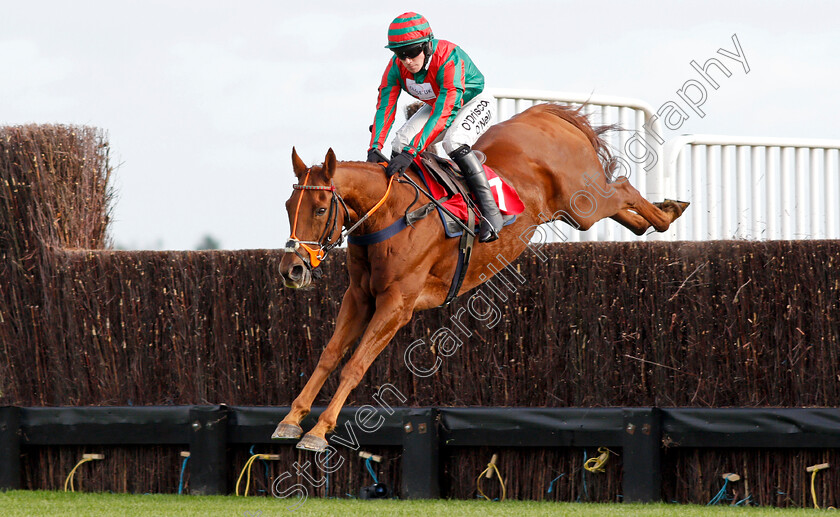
[{"left": 415, "top": 159, "right": 525, "bottom": 223}]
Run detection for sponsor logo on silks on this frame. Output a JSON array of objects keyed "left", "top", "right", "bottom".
[
  {"left": 406, "top": 79, "right": 435, "bottom": 100},
  {"left": 460, "top": 100, "right": 492, "bottom": 134}
]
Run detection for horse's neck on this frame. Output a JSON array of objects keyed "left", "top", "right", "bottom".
[{"left": 335, "top": 163, "right": 405, "bottom": 231}]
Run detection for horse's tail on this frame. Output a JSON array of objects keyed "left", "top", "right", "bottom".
[{"left": 539, "top": 103, "right": 618, "bottom": 180}]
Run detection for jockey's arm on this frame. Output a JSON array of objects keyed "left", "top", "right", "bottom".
[
  {"left": 404, "top": 58, "right": 465, "bottom": 156},
  {"left": 369, "top": 60, "right": 402, "bottom": 153}
]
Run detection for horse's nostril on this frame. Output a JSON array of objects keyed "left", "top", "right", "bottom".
[{"left": 289, "top": 264, "right": 305, "bottom": 281}]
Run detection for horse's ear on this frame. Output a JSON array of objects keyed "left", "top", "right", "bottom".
[
  {"left": 323, "top": 148, "right": 337, "bottom": 180},
  {"left": 291, "top": 147, "right": 308, "bottom": 179}
]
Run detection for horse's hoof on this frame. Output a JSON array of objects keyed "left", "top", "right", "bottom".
[
  {"left": 271, "top": 422, "right": 303, "bottom": 440},
  {"left": 660, "top": 199, "right": 691, "bottom": 218},
  {"left": 664, "top": 198, "right": 690, "bottom": 209},
  {"left": 296, "top": 433, "right": 328, "bottom": 452}
]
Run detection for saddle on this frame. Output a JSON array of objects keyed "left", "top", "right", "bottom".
[
  {"left": 349, "top": 152, "right": 523, "bottom": 307},
  {"left": 415, "top": 151, "right": 522, "bottom": 238}
]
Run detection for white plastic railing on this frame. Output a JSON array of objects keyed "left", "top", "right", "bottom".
[
  {"left": 491, "top": 89, "right": 840, "bottom": 242},
  {"left": 663, "top": 135, "right": 840, "bottom": 240},
  {"left": 489, "top": 88, "right": 666, "bottom": 242}
]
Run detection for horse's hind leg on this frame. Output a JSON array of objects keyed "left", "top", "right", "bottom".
[
  {"left": 272, "top": 287, "right": 372, "bottom": 439},
  {"left": 610, "top": 179, "right": 689, "bottom": 233},
  {"left": 610, "top": 200, "right": 690, "bottom": 235},
  {"left": 610, "top": 209, "right": 650, "bottom": 236}
]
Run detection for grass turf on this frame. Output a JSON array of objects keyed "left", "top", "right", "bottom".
[{"left": 0, "top": 490, "right": 825, "bottom": 517}]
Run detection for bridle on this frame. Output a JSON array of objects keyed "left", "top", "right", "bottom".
[
  {"left": 284, "top": 166, "right": 396, "bottom": 277},
  {"left": 284, "top": 168, "right": 346, "bottom": 279}
]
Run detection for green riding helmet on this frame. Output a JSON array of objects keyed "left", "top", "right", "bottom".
[{"left": 385, "top": 12, "right": 433, "bottom": 49}]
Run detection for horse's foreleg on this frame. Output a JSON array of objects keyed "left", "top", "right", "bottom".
[
  {"left": 296, "top": 288, "right": 414, "bottom": 451},
  {"left": 272, "top": 288, "right": 372, "bottom": 440}
]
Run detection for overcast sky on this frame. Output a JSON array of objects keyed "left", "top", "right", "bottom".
[{"left": 2, "top": 1, "right": 838, "bottom": 249}]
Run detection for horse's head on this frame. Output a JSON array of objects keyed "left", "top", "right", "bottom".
[{"left": 280, "top": 147, "right": 346, "bottom": 288}]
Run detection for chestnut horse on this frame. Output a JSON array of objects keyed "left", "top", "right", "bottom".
[{"left": 273, "top": 103, "right": 688, "bottom": 451}]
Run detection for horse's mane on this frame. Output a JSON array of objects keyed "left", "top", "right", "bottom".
[
  {"left": 336, "top": 160, "right": 388, "bottom": 177},
  {"left": 539, "top": 103, "right": 618, "bottom": 180},
  {"left": 333, "top": 160, "right": 391, "bottom": 187}
]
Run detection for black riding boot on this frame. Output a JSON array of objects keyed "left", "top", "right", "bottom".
[{"left": 450, "top": 145, "right": 504, "bottom": 242}]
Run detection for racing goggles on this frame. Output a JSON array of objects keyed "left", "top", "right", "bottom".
[{"left": 393, "top": 44, "right": 424, "bottom": 60}]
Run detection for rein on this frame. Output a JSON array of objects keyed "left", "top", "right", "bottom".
[{"left": 285, "top": 167, "right": 396, "bottom": 275}]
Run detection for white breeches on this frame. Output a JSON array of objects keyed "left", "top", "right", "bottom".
[{"left": 391, "top": 92, "right": 496, "bottom": 157}]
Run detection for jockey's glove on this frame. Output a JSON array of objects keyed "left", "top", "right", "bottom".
[
  {"left": 367, "top": 148, "right": 389, "bottom": 163},
  {"left": 385, "top": 150, "right": 414, "bottom": 177}
]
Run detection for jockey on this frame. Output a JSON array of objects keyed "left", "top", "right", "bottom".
[{"left": 366, "top": 12, "right": 503, "bottom": 242}]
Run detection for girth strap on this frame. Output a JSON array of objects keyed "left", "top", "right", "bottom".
[{"left": 442, "top": 206, "right": 476, "bottom": 306}]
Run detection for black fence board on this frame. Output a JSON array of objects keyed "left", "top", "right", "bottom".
[
  {"left": 622, "top": 408, "right": 662, "bottom": 502},
  {"left": 439, "top": 407, "right": 625, "bottom": 447},
  {"left": 662, "top": 408, "right": 840, "bottom": 448},
  {"left": 189, "top": 405, "right": 229, "bottom": 495},
  {"left": 0, "top": 407, "right": 21, "bottom": 490},
  {"left": 401, "top": 408, "right": 439, "bottom": 498},
  {"left": 20, "top": 406, "right": 190, "bottom": 445},
  {"left": 5, "top": 405, "right": 840, "bottom": 500}
]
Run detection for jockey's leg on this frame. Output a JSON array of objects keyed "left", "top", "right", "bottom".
[
  {"left": 449, "top": 144, "right": 504, "bottom": 242},
  {"left": 392, "top": 104, "right": 432, "bottom": 157},
  {"left": 429, "top": 136, "right": 447, "bottom": 158},
  {"left": 443, "top": 93, "right": 501, "bottom": 242}
]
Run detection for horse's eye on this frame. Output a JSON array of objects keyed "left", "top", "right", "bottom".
[{"left": 316, "top": 207, "right": 327, "bottom": 216}]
